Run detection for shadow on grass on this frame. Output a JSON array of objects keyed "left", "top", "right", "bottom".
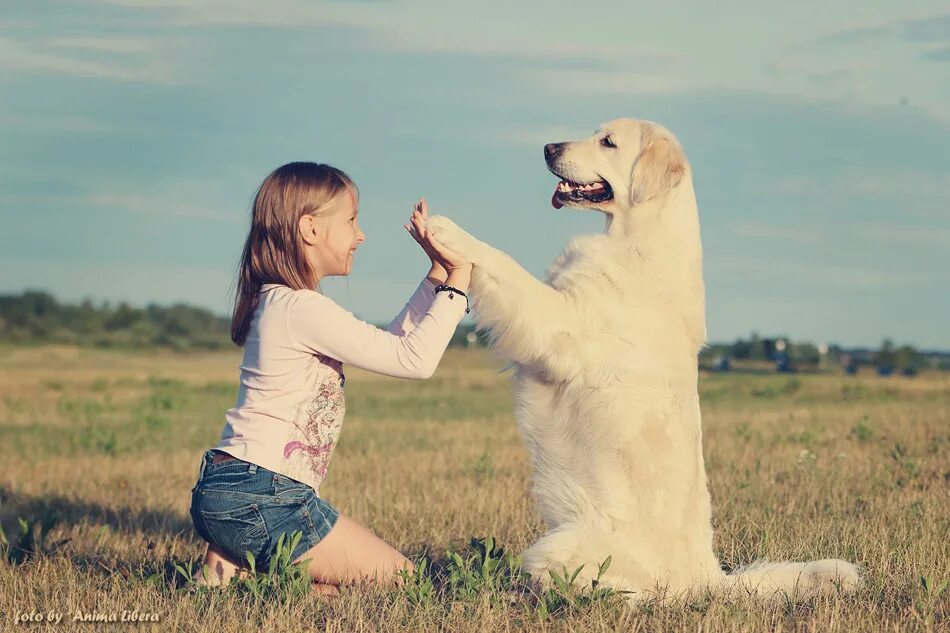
[
  {"left": 0, "top": 485, "right": 194, "bottom": 541},
  {"left": 0, "top": 485, "right": 203, "bottom": 587}
]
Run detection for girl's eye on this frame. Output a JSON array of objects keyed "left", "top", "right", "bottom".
[{"left": 601, "top": 135, "right": 617, "bottom": 149}]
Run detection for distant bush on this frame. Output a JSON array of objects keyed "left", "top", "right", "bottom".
[
  {"left": 0, "top": 291, "right": 232, "bottom": 350},
  {"left": 0, "top": 290, "right": 487, "bottom": 351}
]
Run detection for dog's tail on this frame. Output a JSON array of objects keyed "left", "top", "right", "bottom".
[{"left": 724, "top": 559, "right": 861, "bottom": 599}]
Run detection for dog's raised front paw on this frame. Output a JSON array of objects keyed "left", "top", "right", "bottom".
[{"left": 426, "top": 215, "right": 478, "bottom": 259}]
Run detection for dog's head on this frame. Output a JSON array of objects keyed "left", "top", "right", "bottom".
[{"left": 545, "top": 118, "right": 688, "bottom": 213}]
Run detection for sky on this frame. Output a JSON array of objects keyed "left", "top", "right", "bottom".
[{"left": 1, "top": 1, "right": 948, "bottom": 348}]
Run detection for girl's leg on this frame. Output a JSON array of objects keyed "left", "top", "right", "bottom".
[
  {"left": 197, "top": 542, "right": 245, "bottom": 586},
  {"left": 294, "top": 513, "right": 413, "bottom": 587},
  {"left": 198, "top": 543, "right": 339, "bottom": 596}
]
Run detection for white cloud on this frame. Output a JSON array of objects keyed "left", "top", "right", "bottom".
[
  {"left": 837, "top": 172, "right": 950, "bottom": 200},
  {"left": 814, "top": 12, "right": 950, "bottom": 45},
  {"left": 477, "top": 125, "right": 596, "bottom": 148},
  {"left": 523, "top": 68, "right": 698, "bottom": 97},
  {"left": 0, "top": 110, "right": 114, "bottom": 133},
  {"left": 88, "top": 193, "right": 241, "bottom": 223},
  {"left": 81, "top": 1, "right": 948, "bottom": 119},
  {"left": 0, "top": 36, "right": 178, "bottom": 84},
  {"left": 46, "top": 36, "right": 167, "bottom": 55},
  {"left": 923, "top": 44, "right": 950, "bottom": 61},
  {"left": 859, "top": 224, "right": 950, "bottom": 247},
  {"left": 95, "top": 0, "right": 376, "bottom": 29},
  {"left": 769, "top": 11, "right": 950, "bottom": 120},
  {"left": 771, "top": 171, "right": 950, "bottom": 218},
  {"left": 99, "top": 0, "right": 681, "bottom": 74},
  {"left": 711, "top": 257, "right": 933, "bottom": 290},
  {"left": 372, "top": 32, "right": 682, "bottom": 70},
  {"left": 730, "top": 224, "right": 824, "bottom": 244}
]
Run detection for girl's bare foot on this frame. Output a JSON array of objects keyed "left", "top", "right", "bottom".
[
  {"left": 312, "top": 583, "right": 340, "bottom": 597},
  {"left": 197, "top": 543, "right": 245, "bottom": 587}
]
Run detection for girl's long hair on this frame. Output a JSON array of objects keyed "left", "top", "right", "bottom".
[{"left": 231, "top": 162, "right": 356, "bottom": 346}]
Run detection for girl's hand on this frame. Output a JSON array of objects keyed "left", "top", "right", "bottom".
[{"left": 404, "top": 199, "right": 472, "bottom": 273}]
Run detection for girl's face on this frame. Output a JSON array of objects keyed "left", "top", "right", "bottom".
[{"left": 306, "top": 188, "right": 365, "bottom": 280}]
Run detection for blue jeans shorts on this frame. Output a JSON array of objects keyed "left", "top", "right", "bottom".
[{"left": 189, "top": 450, "right": 338, "bottom": 571}]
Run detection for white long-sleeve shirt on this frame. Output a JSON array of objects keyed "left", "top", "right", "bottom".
[{"left": 213, "top": 278, "right": 466, "bottom": 493}]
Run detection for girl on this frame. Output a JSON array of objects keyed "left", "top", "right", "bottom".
[{"left": 189, "top": 162, "right": 471, "bottom": 594}]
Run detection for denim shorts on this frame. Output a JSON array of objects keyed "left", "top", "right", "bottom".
[{"left": 189, "top": 450, "right": 338, "bottom": 571}]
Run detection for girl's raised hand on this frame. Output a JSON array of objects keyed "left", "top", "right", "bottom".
[{"left": 404, "top": 199, "right": 471, "bottom": 272}]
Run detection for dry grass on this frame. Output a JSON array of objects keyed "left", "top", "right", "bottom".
[{"left": 1, "top": 345, "right": 948, "bottom": 631}]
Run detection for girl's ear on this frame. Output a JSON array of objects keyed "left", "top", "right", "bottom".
[{"left": 299, "top": 214, "right": 321, "bottom": 246}]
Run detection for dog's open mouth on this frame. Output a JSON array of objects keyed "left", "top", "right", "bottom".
[{"left": 551, "top": 179, "right": 613, "bottom": 209}]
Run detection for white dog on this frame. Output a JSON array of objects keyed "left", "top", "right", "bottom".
[{"left": 426, "top": 118, "right": 860, "bottom": 600}]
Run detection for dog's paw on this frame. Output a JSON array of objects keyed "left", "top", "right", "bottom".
[{"left": 426, "top": 215, "right": 478, "bottom": 259}]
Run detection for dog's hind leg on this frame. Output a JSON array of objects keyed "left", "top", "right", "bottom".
[{"left": 522, "top": 526, "right": 645, "bottom": 598}]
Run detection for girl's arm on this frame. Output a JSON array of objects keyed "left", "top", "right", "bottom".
[
  {"left": 303, "top": 197, "right": 468, "bottom": 377},
  {"left": 425, "top": 262, "right": 448, "bottom": 286},
  {"left": 386, "top": 277, "right": 438, "bottom": 337},
  {"left": 384, "top": 260, "right": 461, "bottom": 336},
  {"left": 287, "top": 286, "right": 468, "bottom": 379},
  {"left": 387, "top": 199, "right": 453, "bottom": 336}
]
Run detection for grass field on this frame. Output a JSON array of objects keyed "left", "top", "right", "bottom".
[{"left": 1, "top": 345, "right": 948, "bottom": 631}]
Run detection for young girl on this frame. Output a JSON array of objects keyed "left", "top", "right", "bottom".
[{"left": 189, "top": 162, "right": 471, "bottom": 594}]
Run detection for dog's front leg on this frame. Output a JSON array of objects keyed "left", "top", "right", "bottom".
[{"left": 427, "top": 215, "right": 579, "bottom": 371}]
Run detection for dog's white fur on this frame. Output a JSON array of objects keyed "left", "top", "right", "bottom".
[{"left": 427, "top": 118, "right": 860, "bottom": 601}]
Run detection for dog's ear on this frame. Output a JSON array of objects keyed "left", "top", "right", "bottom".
[{"left": 629, "top": 126, "right": 687, "bottom": 204}]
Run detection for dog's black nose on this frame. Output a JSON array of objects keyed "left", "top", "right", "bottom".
[{"left": 544, "top": 143, "right": 565, "bottom": 160}]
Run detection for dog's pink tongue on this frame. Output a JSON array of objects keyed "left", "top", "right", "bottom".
[{"left": 551, "top": 190, "right": 563, "bottom": 209}]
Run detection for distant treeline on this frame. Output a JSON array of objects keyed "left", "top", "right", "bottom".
[
  {"left": 0, "top": 290, "right": 487, "bottom": 351},
  {"left": 2, "top": 292, "right": 945, "bottom": 365},
  {"left": 0, "top": 291, "right": 233, "bottom": 350},
  {"left": 701, "top": 333, "right": 950, "bottom": 372}
]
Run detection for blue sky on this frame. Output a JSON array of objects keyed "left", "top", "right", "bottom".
[{"left": 1, "top": 1, "right": 948, "bottom": 348}]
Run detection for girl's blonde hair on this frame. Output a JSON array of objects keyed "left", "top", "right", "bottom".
[{"left": 231, "top": 162, "right": 356, "bottom": 346}]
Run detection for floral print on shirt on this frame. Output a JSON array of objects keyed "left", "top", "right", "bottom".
[{"left": 283, "top": 354, "right": 345, "bottom": 486}]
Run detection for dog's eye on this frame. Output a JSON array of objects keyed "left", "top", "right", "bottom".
[{"left": 601, "top": 135, "right": 617, "bottom": 149}]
